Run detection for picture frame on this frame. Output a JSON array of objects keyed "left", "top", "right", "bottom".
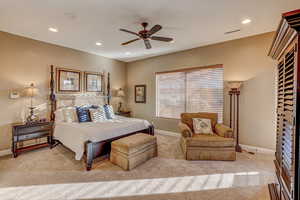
[
  {"left": 56, "top": 68, "right": 82, "bottom": 93},
  {"left": 84, "top": 71, "right": 104, "bottom": 93},
  {"left": 135, "top": 85, "right": 146, "bottom": 103}
]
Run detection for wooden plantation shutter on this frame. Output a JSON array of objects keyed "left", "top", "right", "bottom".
[
  {"left": 281, "top": 48, "right": 296, "bottom": 193},
  {"left": 156, "top": 66, "right": 224, "bottom": 121},
  {"left": 268, "top": 9, "right": 300, "bottom": 200},
  {"left": 276, "top": 60, "right": 284, "bottom": 166}
]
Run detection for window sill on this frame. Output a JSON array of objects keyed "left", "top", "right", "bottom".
[{"left": 155, "top": 116, "right": 180, "bottom": 120}]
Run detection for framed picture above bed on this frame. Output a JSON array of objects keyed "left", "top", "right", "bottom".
[
  {"left": 56, "top": 68, "right": 82, "bottom": 93},
  {"left": 135, "top": 85, "right": 146, "bottom": 103},
  {"left": 84, "top": 71, "right": 104, "bottom": 93}
]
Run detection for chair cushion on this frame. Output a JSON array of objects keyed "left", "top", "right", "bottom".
[
  {"left": 181, "top": 113, "right": 218, "bottom": 132},
  {"left": 186, "top": 134, "right": 235, "bottom": 147},
  {"left": 112, "top": 133, "right": 156, "bottom": 155}
]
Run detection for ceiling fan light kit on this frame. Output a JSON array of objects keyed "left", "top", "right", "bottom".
[{"left": 120, "top": 22, "right": 174, "bottom": 49}]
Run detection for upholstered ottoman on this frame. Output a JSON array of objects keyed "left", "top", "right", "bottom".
[{"left": 110, "top": 133, "right": 157, "bottom": 170}]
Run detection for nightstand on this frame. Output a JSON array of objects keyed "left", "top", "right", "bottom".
[
  {"left": 115, "top": 111, "right": 131, "bottom": 117},
  {"left": 12, "top": 121, "right": 54, "bottom": 157}
]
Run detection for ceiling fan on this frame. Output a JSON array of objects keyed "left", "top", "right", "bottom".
[{"left": 120, "top": 22, "right": 174, "bottom": 49}]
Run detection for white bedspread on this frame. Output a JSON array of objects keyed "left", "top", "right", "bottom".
[{"left": 54, "top": 116, "right": 151, "bottom": 160}]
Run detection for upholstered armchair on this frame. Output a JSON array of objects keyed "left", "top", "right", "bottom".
[{"left": 178, "top": 113, "right": 236, "bottom": 161}]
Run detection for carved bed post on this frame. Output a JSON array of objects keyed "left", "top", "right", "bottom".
[
  {"left": 50, "top": 65, "right": 56, "bottom": 122},
  {"left": 107, "top": 72, "right": 111, "bottom": 105},
  {"left": 85, "top": 141, "right": 94, "bottom": 171}
]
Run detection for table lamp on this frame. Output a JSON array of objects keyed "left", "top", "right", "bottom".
[
  {"left": 116, "top": 88, "right": 125, "bottom": 112},
  {"left": 24, "top": 83, "right": 38, "bottom": 123}
]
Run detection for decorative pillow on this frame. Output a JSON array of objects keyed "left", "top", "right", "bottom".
[
  {"left": 76, "top": 106, "right": 92, "bottom": 123},
  {"left": 54, "top": 109, "right": 64, "bottom": 122},
  {"left": 62, "top": 107, "right": 78, "bottom": 123},
  {"left": 104, "top": 104, "right": 115, "bottom": 119},
  {"left": 90, "top": 105, "right": 99, "bottom": 109},
  {"left": 193, "top": 118, "right": 213, "bottom": 134},
  {"left": 89, "top": 107, "right": 107, "bottom": 122}
]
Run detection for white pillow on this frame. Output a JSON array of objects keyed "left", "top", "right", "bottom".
[
  {"left": 89, "top": 107, "right": 107, "bottom": 122},
  {"left": 55, "top": 107, "right": 78, "bottom": 123},
  {"left": 193, "top": 118, "right": 213, "bottom": 134},
  {"left": 62, "top": 107, "right": 78, "bottom": 123},
  {"left": 54, "top": 109, "right": 64, "bottom": 122}
]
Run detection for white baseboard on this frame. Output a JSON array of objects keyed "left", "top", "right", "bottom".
[
  {"left": 0, "top": 149, "right": 11, "bottom": 157},
  {"left": 240, "top": 144, "right": 275, "bottom": 155},
  {"left": 156, "top": 129, "right": 275, "bottom": 155}
]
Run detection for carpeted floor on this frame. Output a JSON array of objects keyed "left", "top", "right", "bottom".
[{"left": 0, "top": 134, "right": 275, "bottom": 200}]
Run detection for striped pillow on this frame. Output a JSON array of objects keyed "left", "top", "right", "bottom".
[
  {"left": 89, "top": 107, "right": 107, "bottom": 122},
  {"left": 104, "top": 104, "right": 115, "bottom": 119}
]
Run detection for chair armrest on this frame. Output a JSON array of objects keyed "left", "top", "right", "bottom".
[
  {"left": 178, "top": 122, "right": 193, "bottom": 138},
  {"left": 215, "top": 124, "right": 234, "bottom": 138}
]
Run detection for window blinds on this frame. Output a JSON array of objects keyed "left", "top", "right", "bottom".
[
  {"left": 156, "top": 72, "right": 186, "bottom": 119},
  {"left": 156, "top": 67, "right": 224, "bottom": 122}
]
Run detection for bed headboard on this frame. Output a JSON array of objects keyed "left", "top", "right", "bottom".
[
  {"left": 56, "top": 95, "right": 106, "bottom": 109},
  {"left": 50, "top": 65, "right": 111, "bottom": 122}
]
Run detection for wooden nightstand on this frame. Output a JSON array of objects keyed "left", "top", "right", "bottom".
[
  {"left": 12, "top": 121, "right": 54, "bottom": 157},
  {"left": 115, "top": 111, "right": 131, "bottom": 117}
]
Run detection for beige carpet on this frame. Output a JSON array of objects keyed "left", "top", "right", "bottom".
[{"left": 0, "top": 134, "right": 275, "bottom": 200}]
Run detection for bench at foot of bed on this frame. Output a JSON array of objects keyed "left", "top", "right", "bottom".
[{"left": 84, "top": 125, "right": 154, "bottom": 171}]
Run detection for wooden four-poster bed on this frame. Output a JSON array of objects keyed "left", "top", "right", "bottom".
[{"left": 49, "top": 65, "right": 154, "bottom": 171}]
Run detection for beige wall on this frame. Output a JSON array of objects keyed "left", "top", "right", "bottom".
[
  {"left": 126, "top": 32, "right": 277, "bottom": 150},
  {"left": 0, "top": 31, "right": 277, "bottom": 151},
  {"left": 0, "top": 31, "right": 127, "bottom": 151}
]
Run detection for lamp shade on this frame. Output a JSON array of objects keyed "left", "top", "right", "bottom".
[
  {"left": 116, "top": 88, "right": 125, "bottom": 97},
  {"left": 24, "top": 83, "right": 38, "bottom": 97},
  {"left": 226, "top": 81, "right": 243, "bottom": 90}
]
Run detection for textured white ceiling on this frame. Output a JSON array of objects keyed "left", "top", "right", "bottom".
[{"left": 0, "top": 0, "right": 299, "bottom": 62}]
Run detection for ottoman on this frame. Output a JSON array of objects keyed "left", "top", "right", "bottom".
[{"left": 110, "top": 133, "right": 157, "bottom": 170}]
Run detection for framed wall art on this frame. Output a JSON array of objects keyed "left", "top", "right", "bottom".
[
  {"left": 135, "top": 85, "right": 146, "bottom": 103},
  {"left": 56, "top": 68, "right": 82, "bottom": 93},
  {"left": 84, "top": 71, "right": 104, "bottom": 92}
]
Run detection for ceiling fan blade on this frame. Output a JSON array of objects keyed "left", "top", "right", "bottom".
[
  {"left": 148, "top": 25, "right": 162, "bottom": 36},
  {"left": 144, "top": 39, "right": 152, "bottom": 49},
  {"left": 121, "top": 38, "right": 140, "bottom": 45},
  {"left": 119, "top": 28, "right": 140, "bottom": 37},
  {"left": 151, "top": 36, "right": 173, "bottom": 42}
]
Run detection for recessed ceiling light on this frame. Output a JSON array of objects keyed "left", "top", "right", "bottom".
[
  {"left": 125, "top": 52, "right": 131, "bottom": 55},
  {"left": 96, "top": 42, "right": 102, "bottom": 46},
  {"left": 48, "top": 27, "right": 58, "bottom": 32},
  {"left": 242, "top": 19, "right": 251, "bottom": 24}
]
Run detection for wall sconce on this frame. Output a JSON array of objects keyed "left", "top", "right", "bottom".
[{"left": 9, "top": 90, "right": 20, "bottom": 99}]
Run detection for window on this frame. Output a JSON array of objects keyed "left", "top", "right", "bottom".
[{"left": 156, "top": 66, "right": 224, "bottom": 122}]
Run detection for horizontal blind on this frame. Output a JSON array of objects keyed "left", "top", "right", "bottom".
[
  {"left": 156, "top": 67, "right": 224, "bottom": 121},
  {"left": 156, "top": 72, "right": 186, "bottom": 119},
  {"left": 186, "top": 68, "right": 224, "bottom": 122}
]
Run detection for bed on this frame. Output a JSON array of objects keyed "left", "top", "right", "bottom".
[
  {"left": 49, "top": 66, "right": 154, "bottom": 170},
  {"left": 54, "top": 115, "right": 153, "bottom": 168}
]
